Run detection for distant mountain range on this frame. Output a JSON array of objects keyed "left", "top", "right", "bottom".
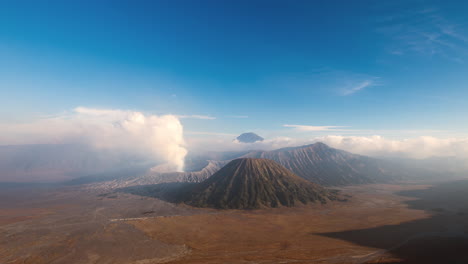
[
  {"left": 0, "top": 144, "right": 152, "bottom": 183},
  {"left": 121, "top": 142, "right": 397, "bottom": 188},
  {"left": 2, "top": 142, "right": 464, "bottom": 189},
  {"left": 180, "top": 158, "right": 337, "bottom": 209},
  {"left": 86, "top": 142, "right": 454, "bottom": 190}
]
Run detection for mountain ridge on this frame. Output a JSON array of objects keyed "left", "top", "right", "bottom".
[{"left": 241, "top": 142, "right": 398, "bottom": 186}]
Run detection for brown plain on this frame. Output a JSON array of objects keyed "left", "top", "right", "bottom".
[
  {"left": 2, "top": 181, "right": 468, "bottom": 264},
  {"left": 130, "top": 184, "right": 431, "bottom": 264}
]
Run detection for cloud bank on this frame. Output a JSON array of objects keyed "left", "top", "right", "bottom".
[
  {"left": 187, "top": 134, "right": 468, "bottom": 160},
  {"left": 0, "top": 107, "right": 187, "bottom": 172},
  {"left": 316, "top": 135, "right": 468, "bottom": 159},
  {"left": 187, "top": 136, "right": 309, "bottom": 153},
  {"left": 283, "top": 125, "right": 349, "bottom": 132},
  {"left": 178, "top": 114, "right": 216, "bottom": 120}
]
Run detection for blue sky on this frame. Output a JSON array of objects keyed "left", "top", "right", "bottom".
[{"left": 1, "top": 0, "right": 468, "bottom": 139}]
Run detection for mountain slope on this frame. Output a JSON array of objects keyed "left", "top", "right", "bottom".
[
  {"left": 242, "top": 142, "right": 397, "bottom": 186},
  {"left": 182, "top": 158, "right": 336, "bottom": 209}
]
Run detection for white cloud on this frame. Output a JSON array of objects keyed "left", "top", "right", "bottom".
[
  {"left": 283, "top": 124, "right": 349, "bottom": 132},
  {"left": 187, "top": 135, "right": 309, "bottom": 154},
  {"left": 186, "top": 131, "right": 238, "bottom": 136},
  {"left": 227, "top": 115, "right": 249, "bottom": 119},
  {"left": 314, "top": 135, "right": 468, "bottom": 159},
  {"left": 283, "top": 124, "right": 450, "bottom": 137},
  {"left": 177, "top": 114, "right": 216, "bottom": 120},
  {"left": 0, "top": 107, "right": 187, "bottom": 172}
]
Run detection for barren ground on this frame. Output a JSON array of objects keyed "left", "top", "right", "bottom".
[{"left": 2, "top": 180, "right": 468, "bottom": 263}]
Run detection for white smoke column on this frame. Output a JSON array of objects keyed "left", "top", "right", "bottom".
[
  {"left": 71, "top": 107, "right": 187, "bottom": 172},
  {"left": 145, "top": 114, "right": 187, "bottom": 172},
  {"left": 0, "top": 107, "right": 188, "bottom": 172}
]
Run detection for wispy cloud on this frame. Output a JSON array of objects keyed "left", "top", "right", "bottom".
[
  {"left": 226, "top": 115, "right": 249, "bottom": 119},
  {"left": 177, "top": 115, "right": 216, "bottom": 120},
  {"left": 257, "top": 67, "right": 380, "bottom": 97},
  {"left": 314, "top": 69, "right": 380, "bottom": 96},
  {"left": 185, "top": 131, "right": 237, "bottom": 136},
  {"left": 310, "top": 69, "right": 380, "bottom": 96},
  {"left": 341, "top": 80, "right": 375, "bottom": 96},
  {"left": 282, "top": 124, "right": 449, "bottom": 137},
  {"left": 376, "top": 6, "right": 468, "bottom": 62},
  {"left": 283, "top": 124, "right": 350, "bottom": 132}
]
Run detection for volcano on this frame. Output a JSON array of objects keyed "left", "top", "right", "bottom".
[{"left": 182, "top": 158, "right": 336, "bottom": 209}]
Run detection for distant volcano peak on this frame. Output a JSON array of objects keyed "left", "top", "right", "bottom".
[{"left": 236, "top": 132, "right": 264, "bottom": 143}]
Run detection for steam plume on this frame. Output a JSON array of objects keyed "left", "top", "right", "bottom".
[{"left": 0, "top": 107, "right": 187, "bottom": 172}]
